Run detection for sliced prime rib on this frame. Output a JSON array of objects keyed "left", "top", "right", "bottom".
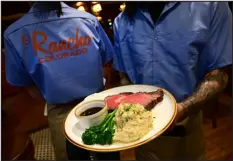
[
  {"left": 104, "top": 92, "right": 133, "bottom": 110},
  {"left": 104, "top": 89, "right": 164, "bottom": 110}
]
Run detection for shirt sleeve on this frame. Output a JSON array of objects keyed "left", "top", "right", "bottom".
[
  {"left": 201, "top": 2, "right": 232, "bottom": 73},
  {"left": 96, "top": 21, "right": 114, "bottom": 65},
  {"left": 112, "top": 18, "right": 126, "bottom": 73},
  {"left": 4, "top": 37, "right": 33, "bottom": 86}
]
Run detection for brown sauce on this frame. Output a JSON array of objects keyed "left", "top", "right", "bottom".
[{"left": 80, "top": 107, "right": 103, "bottom": 116}]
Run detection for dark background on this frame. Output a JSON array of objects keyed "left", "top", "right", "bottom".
[
  {"left": 1, "top": 1, "right": 233, "bottom": 49},
  {"left": 2, "top": 2, "right": 232, "bottom": 17}
]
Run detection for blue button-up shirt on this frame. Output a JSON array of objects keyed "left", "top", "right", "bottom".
[
  {"left": 113, "top": 2, "right": 232, "bottom": 102},
  {"left": 4, "top": 2, "right": 114, "bottom": 104}
]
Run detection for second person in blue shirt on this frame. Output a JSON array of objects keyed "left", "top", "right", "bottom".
[{"left": 113, "top": 1, "right": 232, "bottom": 160}]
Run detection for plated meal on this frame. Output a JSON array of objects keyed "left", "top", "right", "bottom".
[
  {"left": 64, "top": 85, "right": 176, "bottom": 152},
  {"left": 78, "top": 89, "right": 164, "bottom": 145}
]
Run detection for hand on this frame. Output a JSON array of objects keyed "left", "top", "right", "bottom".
[
  {"left": 120, "top": 77, "right": 132, "bottom": 86},
  {"left": 167, "top": 103, "right": 187, "bottom": 132},
  {"left": 119, "top": 72, "right": 132, "bottom": 86}
]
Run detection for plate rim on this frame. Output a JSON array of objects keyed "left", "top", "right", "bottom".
[{"left": 63, "top": 84, "right": 177, "bottom": 152}]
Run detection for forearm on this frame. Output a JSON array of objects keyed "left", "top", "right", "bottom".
[{"left": 180, "top": 69, "right": 228, "bottom": 117}]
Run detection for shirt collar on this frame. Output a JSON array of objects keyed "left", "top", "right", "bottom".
[
  {"left": 140, "top": 2, "right": 179, "bottom": 26},
  {"left": 163, "top": 2, "right": 179, "bottom": 13},
  {"left": 28, "top": 2, "right": 70, "bottom": 13}
]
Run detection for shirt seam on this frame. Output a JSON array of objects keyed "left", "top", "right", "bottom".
[
  {"left": 28, "top": 7, "right": 70, "bottom": 14},
  {"left": 5, "top": 16, "right": 96, "bottom": 37}
]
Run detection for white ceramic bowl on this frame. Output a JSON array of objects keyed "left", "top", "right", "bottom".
[{"left": 74, "top": 100, "right": 108, "bottom": 129}]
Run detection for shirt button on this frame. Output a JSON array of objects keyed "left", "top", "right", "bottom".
[{"left": 154, "top": 37, "right": 157, "bottom": 40}]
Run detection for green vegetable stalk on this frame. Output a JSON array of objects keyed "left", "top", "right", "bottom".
[{"left": 82, "top": 109, "right": 117, "bottom": 145}]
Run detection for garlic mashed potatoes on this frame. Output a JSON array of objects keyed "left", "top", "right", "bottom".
[{"left": 113, "top": 103, "right": 152, "bottom": 143}]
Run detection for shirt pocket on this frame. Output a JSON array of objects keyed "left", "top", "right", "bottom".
[
  {"left": 157, "top": 29, "right": 202, "bottom": 66},
  {"left": 127, "top": 35, "right": 154, "bottom": 77},
  {"left": 128, "top": 34, "right": 153, "bottom": 62}
]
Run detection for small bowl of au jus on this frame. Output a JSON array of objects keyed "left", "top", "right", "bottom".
[{"left": 75, "top": 100, "right": 108, "bottom": 129}]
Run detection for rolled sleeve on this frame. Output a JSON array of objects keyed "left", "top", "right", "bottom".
[
  {"left": 112, "top": 19, "right": 126, "bottom": 73},
  {"left": 201, "top": 2, "right": 232, "bottom": 73},
  {"left": 4, "top": 38, "right": 33, "bottom": 86},
  {"left": 96, "top": 22, "right": 114, "bottom": 65}
]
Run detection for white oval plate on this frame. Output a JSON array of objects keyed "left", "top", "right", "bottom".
[{"left": 64, "top": 85, "right": 177, "bottom": 152}]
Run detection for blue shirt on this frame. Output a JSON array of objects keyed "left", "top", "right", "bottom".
[
  {"left": 4, "top": 2, "right": 114, "bottom": 104},
  {"left": 113, "top": 2, "right": 232, "bottom": 102}
]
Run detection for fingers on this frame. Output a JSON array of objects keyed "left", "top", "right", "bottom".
[
  {"left": 167, "top": 121, "right": 176, "bottom": 132},
  {"left": 164, "top": 118, "right": 177, "bottom": 135}
]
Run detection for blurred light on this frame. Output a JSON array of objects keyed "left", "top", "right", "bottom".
[
  {"left": 119, "top": 3, "right": 126, "bottom": 11},
  {"left": 77, "top": 6, "right": 85, "bottom": 11},
  {"left": 109, "top": 22, "right": 112, "bottom": 26},
  {"left": 76, "top": 2, "right": 84, "bottom": 6},
  {"left": 92, "top": 3, "right": 102, "bottom": 13},
  {"left": 108, "top": 19, "right": 112, "bottom": 22},
  {"left": 92, "top": 2, "right": 98, "bottom": 4},
  {"left": 96, "top": 16, "right": 102, "bottom": 21}
]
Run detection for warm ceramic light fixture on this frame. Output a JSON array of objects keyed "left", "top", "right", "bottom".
[
  {"left": 96, "top": 16, "right": 102, "bottom": 21},
  {"left": 77, "top": 6, "right": 85, "bottom": 11},
  {"left": 92, "top": 3, "right": 102, "bottom": 13},
  {"left": 76, "top": 2, "right": 84, "bottom": 6},
  {"left": 119, "top": 3, "right": 126, "bottom": 11}
]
